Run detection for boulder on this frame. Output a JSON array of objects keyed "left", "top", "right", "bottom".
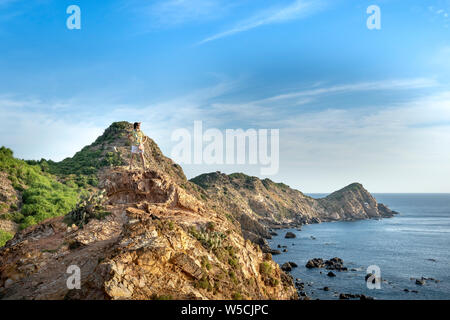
[
  {"left": 415, "top": 279, "right": 426, "bottom": 286},
  {"left": 339, "top": 293, "right": 350, "bottom": 300},
  {"left": 365, "top": 273, "right": 380, "bottom": 283},
  {"left": 171, "top": 253, "right": 203, "bottom": 280},
  {"left": 305, "top": 258, "right": 324, "bottom": 269},
  {"left": 324, "top": 257, "right": 347, "bottom": 271},
  {"left": 285, "top": 232, "right": 296, "bottom": 239},
  {"left": 305, "top": 257, "right": 347, "bottom": 271},
  {"left": 263, "top": 248, "right": 281, "bottom": 255},
  {"left": 339, "top": 293, "right": 357, "bottom": 299},
  {"left": 281, "top": 263, "right": 292, "bottom": 272}
]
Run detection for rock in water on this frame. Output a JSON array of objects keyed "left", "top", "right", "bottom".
[
  {"left": 281, "top": 263, "right": 292, "bottom": 272},
  {"left": 306, "top": 258, "right": 325, "bottom": 269},
  {"left": 415, "top": 279, "right": 426, "bottom": 286},
  {"left": 327, "top": 271, "right": 336, "bottom": 277},
  {"left": 305, "top": 257, "right": 348, "bottom": 271},
  {"left": 285, "top": 232, "right": 296, "bottom": 239},
  {"left": 324, "top": 257, "right": 347, "bottom": 271}
]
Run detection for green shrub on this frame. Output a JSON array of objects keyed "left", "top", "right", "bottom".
[
  {"left": 201, "top": 257, "right": 212, "bottom": 271},
  {"left": 260, "top": 262, "right": 272, "bottom": 276},
  {"left": 228, "top": 257, "right": 238, "bottom": 268},
  {"left": 189, "top": 227, "right": 226, "bottom": 251},
  {"left": 0, "top": 230, "right": 13, "bottom": 247},
  {"left": 0, "top": 146, "right": 80, "bottom": 230},
  {"left": 228, "top": 270, "right": 239, "bottom": 284},
  {"left": 66, "top": 190, "right": 111, "bottom": 227},
  {"left": 267, "top": 277, "right": 279, "bottom": 286},
  {"left": 195, "top": 276, "right": 213, "bottom": 291},
  {"left": 232, "top": 292, "right": 243, "bottom": 300}
]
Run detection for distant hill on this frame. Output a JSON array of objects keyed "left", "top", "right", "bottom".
[{"left": 190, "top": 172, "right": 398, "bottom": 245}]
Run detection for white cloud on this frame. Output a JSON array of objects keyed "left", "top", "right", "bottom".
[
  {"left": 1, "top": 78, "right": 449, "bottom": 192},
  {"left": 259, "top": 91, "right": 450, "bottom": 192},
  {"left": 0, "top": 111, "right": 103, "bottom": 161},
  {"left": 198, "top": 0, "right": 324, "bottom": 44}
]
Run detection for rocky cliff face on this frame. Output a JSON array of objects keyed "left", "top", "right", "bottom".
[
  {"left": 315, "top": 183, "right": 398, "bottom": 221},
  {"left": 0, "top": 168, "right": 297, "bottom": 300},
  {"left": 190, "top": 173, "right": 398, "bottom": 244}
]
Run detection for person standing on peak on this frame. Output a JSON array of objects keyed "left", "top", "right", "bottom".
[{"left": 128, "top": 122, "right": 147, "bottom": 171}]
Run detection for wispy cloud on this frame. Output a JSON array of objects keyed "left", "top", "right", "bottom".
[
  {"left": 253, "top": 78, "right": 438, "bottom": 104},
  {"left": 428, "top": 4, "right": 449, "bottom": 27},
  {"left": 197, "top": 0, "right": 324, "bottom": 45}
]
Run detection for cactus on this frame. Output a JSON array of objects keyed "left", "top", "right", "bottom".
[
  {"left": 67, "top": 190, "right": 111, "bottom": 227},
  {"left": 189, "top": 226, "right": 227, "bottom": 251}
]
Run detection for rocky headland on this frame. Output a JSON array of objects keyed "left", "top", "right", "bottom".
[{"left": 0, "top": 121, "right": 398, "bottom": 300}]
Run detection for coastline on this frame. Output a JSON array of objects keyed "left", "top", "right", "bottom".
[{"left": 266, "top": 197, "right": 449, "bottom": 300}]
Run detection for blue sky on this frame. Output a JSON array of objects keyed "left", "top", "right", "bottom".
[{"left": 1, "top": 0, "right": 450, "bottom": 192}]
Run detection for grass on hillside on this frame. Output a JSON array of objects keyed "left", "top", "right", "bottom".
[
  {"left": 0, "top": 230, "right": 13, "bottom": 247},
  {"left": 26, "top": 122, "right": 129, "bottom": 188},
  {"left": 0, "top": 146, "right": 84, "bottom": 230}
]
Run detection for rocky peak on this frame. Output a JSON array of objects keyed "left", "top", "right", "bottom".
[
  {"left": 51, "top": 121, "right": 187, "bottom": 184},
  {"left": 317, "top": 183, "right": 398, "bottom": 220}
]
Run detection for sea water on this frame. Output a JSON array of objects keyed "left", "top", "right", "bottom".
[{"left": 267, "top": 194, "right": 450, "bottom": 300}]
